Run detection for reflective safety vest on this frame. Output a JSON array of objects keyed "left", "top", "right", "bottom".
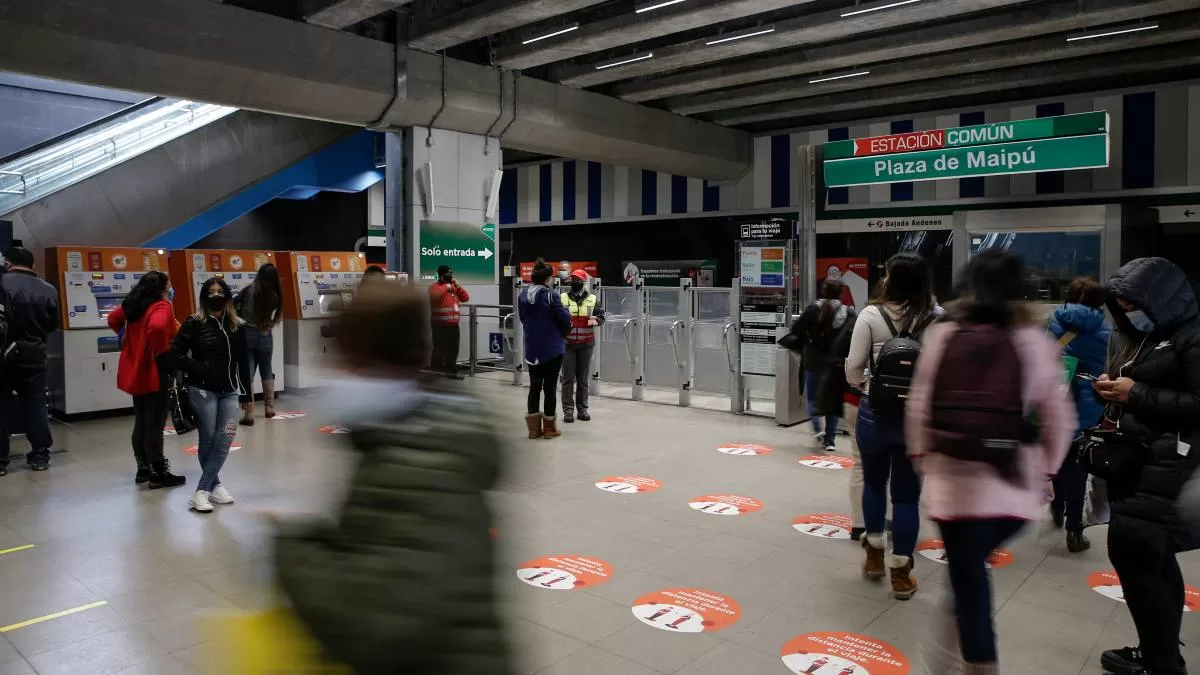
[{"left": 561, "top": 292, "right": 598, "bottom": 345}]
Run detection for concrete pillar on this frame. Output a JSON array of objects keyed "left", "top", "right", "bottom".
[{"left": 383, "top": 131, "right": 406, "bottom": 273}]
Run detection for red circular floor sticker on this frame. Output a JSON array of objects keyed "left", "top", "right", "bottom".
[
  {"left": 318, "top": 425, "right": 351, "bottom": 434},
  {"left": 798, "top": 455, "right": 855, "bottom": 470},
  {"left": 516, "top": 555, "right": 613, "bottom": 591},
  {"left": 916, "top": 539, "right": 1014, "bottom": 569},
  {"left": 717, "top": 443, "right": 774, "bottom": 456},
  {"left": 631, "top": 589, "right": 741, "bottom": 633},
  {"left": 594, "top": 476, "right": 663, "bottom": 494},
  {"left": 269, "top": 411, "right": 307, "bottom": 420},
  {"left": 181, "top": 443, "right": 243, "bottom": 456},
  {"left": 793, "top": 514, "right": 855, "bottom": 540},
  {"left": 781, "top": 632, "right": 911, "bottom": 674},
  {"left": 1088, "top": 570, "right": 1200, "bottom": 611},
  {"left": 688, "top": 494, "right": 763, "bottom": 516}
]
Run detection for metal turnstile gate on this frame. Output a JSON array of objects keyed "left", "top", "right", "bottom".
[
  {"left": 596, "top": 282, "right": 645, "bottom": 400},
  {"left": 691, "top": 287, "right": 738, "bottom": 405},
  {"left": 643, "top": 281, "right": 693, "bottom": 406}
]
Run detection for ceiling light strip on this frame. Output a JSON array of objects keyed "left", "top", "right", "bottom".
[
  {"left": 1066, "top": 24, "right": 1159, "bottom": 42},
  {"left": 809, "top": 71, "right": 870, "bottom": 84},
  {"left": 706, "top": 27, "right": 776, "bottom": 46},
  {"left": 596, "top": 53, "right": 655, "bottom": 70},
  {"left": 635, "top": 0, "right": 686, "bottom": 14},
  {"left": 840, "top": 0, "right": 921, "bottom": 18},
  {"left": 522, "top": 23, "right": 580, "bottom": 45}
]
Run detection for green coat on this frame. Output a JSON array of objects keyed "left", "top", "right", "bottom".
[{"left": 274, "top": 392, "right": 511, "bottom": 675}]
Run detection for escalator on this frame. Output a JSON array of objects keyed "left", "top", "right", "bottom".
[{"left": 1, "top": 97, "right": 358, "bottom": 254}]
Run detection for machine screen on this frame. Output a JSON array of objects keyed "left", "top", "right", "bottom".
[
  {"left": 318, "top": 292, "right": 353, "bottom": 315},
  {"left": 96, "top": 296, "right": 122, "bottom": 320}
]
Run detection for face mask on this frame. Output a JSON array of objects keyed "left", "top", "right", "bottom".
[
  {"left": 167, "top": 287, "right": 175, "bottom": 303},
  {"left": 570, "top": 280, "right": 585, "bottom": 292},
  {"left": 441, "top": 272, "right": 453, "bottom": 283},
  {"left": 558, "top": 270, "right": 570, "bottom": 280},
  {"left": 205, "top": 294, "right": 228, "bottom": 312},
  {"left": 1125, "top": 309, "right": 1155, "bottom": 333}
]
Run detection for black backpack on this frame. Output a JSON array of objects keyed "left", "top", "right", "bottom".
[{"left": 868, "top": 310, "right": 935, "bottom": 418}]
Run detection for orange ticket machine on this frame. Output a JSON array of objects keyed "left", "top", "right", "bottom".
[
  {"left": 166, "top": 249, "right": 285, "bottom": 395},
  {"left": 45, "top": 246, "right": 169, "bottom": 415},
  {"left": 275, "top": 251, "right": 367, "bottom": 390}
]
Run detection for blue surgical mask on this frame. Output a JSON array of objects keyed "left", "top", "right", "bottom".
[
  {"left": 167, "top": 287, "right": 174, "bottom": 302},
  {"left": 1125, "top": 309, "right": 1155, "bottom": 333}
]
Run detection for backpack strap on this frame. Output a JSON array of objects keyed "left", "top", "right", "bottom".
[
  {"left": 867, "top": 307, "right": 899, "bottom": 375},
  {"left": 912, "top": 313, "right": 938, "bottom": 340},
  {"left": 878, "top": 309, "right": 900, "bottom": 338}
]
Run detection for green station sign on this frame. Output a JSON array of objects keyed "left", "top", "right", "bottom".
[{"left": 418, "top": 219, "right": 497, "bottom": 284}]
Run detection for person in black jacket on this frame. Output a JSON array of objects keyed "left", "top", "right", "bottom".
[
  {"left": 1093, "top": 257, "right": 1200, "bottom": 675},
  {"left": 0, "top": 247, "right": 59, "bottom": 474},
  {"left": 172, "top": 277, "right": 249, "bottom": 513},
  {"left": 790, "top": 278, "right": 856, "bottom": 452}
]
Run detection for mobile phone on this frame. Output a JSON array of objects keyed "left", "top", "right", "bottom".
[{"left": 1075, "top": 373, "right": 1100, "bottom": 382}]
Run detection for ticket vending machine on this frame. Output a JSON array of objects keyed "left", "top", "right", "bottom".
[
  {"left": 275, "top": 251, "right": 366, "bottom": 390},
  {"left": 46, "top": 246, "right": 169, "bottom": 415},
  {"left": 166, "top": 249, "right": 285, "bottom": 395}
]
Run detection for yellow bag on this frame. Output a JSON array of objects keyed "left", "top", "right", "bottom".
[{"left": 202, "top": 607, "right": 351, "bottom": 674}]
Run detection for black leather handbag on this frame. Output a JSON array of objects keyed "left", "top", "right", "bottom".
[
  {"left": 167, "top": 372, "right": 197, "bottom": 435},
  {"left": 1076, "top": 410, "right": 1147, "bottom": 489}
]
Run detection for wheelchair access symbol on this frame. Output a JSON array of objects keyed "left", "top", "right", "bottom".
[{"left": 488, "top": 332, "right": 504, "bottom": 355}]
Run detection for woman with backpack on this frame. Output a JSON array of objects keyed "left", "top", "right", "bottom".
[
  {"left": 844, "top": 252, "right": 938, "bottom": 600},
  {"left": 518, "top": 259, "right": 571, "bottom": 440},
  {"left": 905, "top": 250, "right": 1074, "bottom": 675},
  {"left": 789, "top": 278, "right": 856, "bottom": 451},
  {"left": 1091, "top": 257, "right": 1200, "bottom": 675},
  {"left": 1046, "top": 276, "right": 1111, "bottom": 552}
]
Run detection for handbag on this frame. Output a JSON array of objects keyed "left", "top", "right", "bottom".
[
  {"left": 168, "top": 372, "right": 198, "bottom": 435},
  {"left": 1076, "top": 409, "right": 1147, "bottom": 489}
]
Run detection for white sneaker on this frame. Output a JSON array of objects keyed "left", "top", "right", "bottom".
[
  {"left": 189, "top": 490, "right": 214, "bottom": 513},
  {"left": 210, "top": 485, "right": 235, "bottom": 505}
]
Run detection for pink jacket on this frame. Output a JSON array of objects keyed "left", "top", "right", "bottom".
[{"left": 906, "top": 322, "right": 1076, "bottom": 522}]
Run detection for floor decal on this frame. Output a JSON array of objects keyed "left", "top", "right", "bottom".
[
  {"left": 162, "top": 426, "right": 177, "bottom": 436},
  {"left": 916, "top": 539, "right": 1014, "bottom": 569},
  {"left": 1088, "top": 570, "right": 1200, "bottom": 611},
  {"left": 516, "top": 555, "right": 612, "bottom": 591},
  {"left": 269, "top": 411, "right": 307, "bottom": 420},
  {"left": 318, "top": 425, "right": 351, "bottom": 434},
  {"left": 594, "top": 476, "right": 663, "bottom": 494},
  {"left": 688, "top": 494, "right": 763, "bottom": 516},
  {"left": 793, "top": 514, "right": 855, "bottom": 540},
  {"left": 717, "top": 443, "right": 774, "bottom": 456},
  {"left": 781, "top": 632, "right": 911, "bottom": 674},
  {"left": 631, "top": 589, "right": 740, "bottom": 633},
  {"left": 798, "top": 456, "right": 855, "bottom": 470},
  {"left": 182, "top": 443, "right": 243, "bottom": 456}
]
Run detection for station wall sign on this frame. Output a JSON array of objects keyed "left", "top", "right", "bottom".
[{"left": 418, "top": 220, "right": 497, "bottom": 284}]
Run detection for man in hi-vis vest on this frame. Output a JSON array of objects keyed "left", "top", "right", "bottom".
[{"left": 560, "top": 269, "right": 605, "bottom": 423}]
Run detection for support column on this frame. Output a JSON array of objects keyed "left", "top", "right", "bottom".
[{"left": 383, "top": 131, "right": 406, "bottom": 273}]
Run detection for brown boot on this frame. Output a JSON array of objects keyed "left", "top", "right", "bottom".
[
  {"left": 525, "top": 413, "right": 543, "bottom": 439},
  {"left": 862, "top": 536, "right": 886, "bottom": 580},
  {"left": 542, "top": 416, "right": 561, "bottom": 439},
  {"left": 263, "top": 379, "right": 276, "bottom": 418},
  {"left": 239, "top": 402, "right": 254, "bottom": 426},
  {"left": 890, "top": 555, "right": 919, "bottom": 600}
]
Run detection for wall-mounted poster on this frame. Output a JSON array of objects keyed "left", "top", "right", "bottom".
[
  {"left": 816, "top": 258, "right": 869, "bottom": 309},
  {"left": 620, "top": 260, "right": 717, "bottom": 287}
]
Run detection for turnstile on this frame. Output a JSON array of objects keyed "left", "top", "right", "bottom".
[
  {"left": 644, "top": 281, "right": 693, "bottom": 406},
  {"left": 597, "top": 280, "right": 645, "bottom": 400}
]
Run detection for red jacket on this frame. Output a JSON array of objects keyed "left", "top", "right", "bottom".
[
  {"left": 428, "top": 281, "right": 470, "bottom": 325},
  {"left": 108, "top": 300, "right": 178, "bottom": 395}
]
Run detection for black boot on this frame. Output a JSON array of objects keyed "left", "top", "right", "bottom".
[
  {"left": 1066, "top": 530, "right": 1090, "bottom": 553},
  {"left": 148, "top": 459, "right": 186, "bottom": 489},
  {"left": 135, "top": 462, "right": 152, "bottom": 485},
  {"left": 564, "top": 409, "right": 575, "bottom": 424}
]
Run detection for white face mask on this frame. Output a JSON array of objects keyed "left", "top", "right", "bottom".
[{"left": 1125, "top": 309, "right": 1155, "bottom": 333}]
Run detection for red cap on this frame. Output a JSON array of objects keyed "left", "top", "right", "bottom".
[{"left": 570, "top": 269, "right": 589, "bottom": 281}]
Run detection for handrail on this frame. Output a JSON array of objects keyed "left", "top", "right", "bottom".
[
  {"left": 722, "top": 321, "right": 738, "bottom": 373},
  {"left": 621, "top": 318, "right": 636, "bottom": 364},
  {"left": 0, "top": 97, "right": 161, "bottom": 165},
  {"left": 0, "top": 171, "right": 24, "bottom": 196},
  {"left": 668, "top": 320, "right": 685, "bottom": 369},
  {"left": 501, "top": 312, "right": 516, "bottom": 354}
]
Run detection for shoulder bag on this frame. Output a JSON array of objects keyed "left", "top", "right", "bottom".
[{"left": 168, "top": 372, "right": 198, "bottom": 434}]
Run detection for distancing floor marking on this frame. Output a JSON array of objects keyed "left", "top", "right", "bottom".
[
  {"left": 0, "top": 601, "right": 109, "bottom": 632},
  {"left": 0, "top": 544, "right": 34, "bottom": 556}
]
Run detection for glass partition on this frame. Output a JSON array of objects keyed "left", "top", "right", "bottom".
[{"left": 969, "top": 229, "right": 1102, "bottom": 303}]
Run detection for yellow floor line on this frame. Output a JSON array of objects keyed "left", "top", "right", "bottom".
[
  {"left": 0, "top": 601, "right": 108, "bottom": 632},
  {"left": 0, "top": 544, "right": 34, "bottom": 556}
]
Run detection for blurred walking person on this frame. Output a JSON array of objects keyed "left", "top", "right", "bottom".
[
  {"left": 519, "top": 259, "right": 570, "bottom": 439},
  {"left": 428, "top": 265, "right": 469, "bottom": 378},
  {"left": 561, "top": 269, "right": 604, "bottom": 423},
  {"left": 907, "top": 250, "right": 1073, "bottom": 675},
  {"left": 274, "top": 280, "right": 511, "bottom": 675},
  {"left": 790, "top": 277, "right": 856, "bottom": 451},
  {"left": 236, "top": 263, "right": 282, "bottom": 424},
  {"left": 108, "top": 271, "right": 185, "bottom": 488}
]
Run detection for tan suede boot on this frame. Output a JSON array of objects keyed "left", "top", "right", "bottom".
[
  {"left": 862, "top": 535, "right": 886, "bottom": 580},
  {"left": 263, "top": 379, "right": 276, "bottom": 418},
  {"left": 525, "top": 413, "right": 543, "bottom": 439},
  {"left": 542, "top": 416, "right": 561, "bottom": 439},
  {"left": 890, "top": 554, "right": 919, "bottom": 600},
  {"left": 239, "top": 402, "right": 254, "bottom": 426}
]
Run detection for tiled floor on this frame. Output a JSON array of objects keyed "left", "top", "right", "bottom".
[{"left": 1, "top": 377, "right": 1199, "bottom": 674}]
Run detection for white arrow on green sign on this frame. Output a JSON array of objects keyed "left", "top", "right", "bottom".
[{"left": 419, "top": 220, "right": 497, "bottom": 284}]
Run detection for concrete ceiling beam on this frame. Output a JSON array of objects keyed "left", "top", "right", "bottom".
[
  {"left": 305, "top": 0, "right": 415, "bottom": 29},
  {"left": 618, "top": 0, "right": 1195, "bottom": 103},
  {"left": 554, "top": 0, "right": 1038, "bottom": 88},
  {"left": 494, "top": 0, "right": 819, "bottom": 71},
  {"left": 409, "top": 0, "right": 608, "bottom": 53}
]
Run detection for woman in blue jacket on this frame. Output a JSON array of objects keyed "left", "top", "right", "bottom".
[
  {"left": 1047, "top": 276, "right": 1112, "bottom": 552},
  {"left": 519, "top": 259, "right": 571, "bottom": 440}
]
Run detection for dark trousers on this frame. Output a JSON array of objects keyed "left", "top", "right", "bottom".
[
  {"left": 561, "top": 344, "right": 593, "bottom": 414},
  {"left": 0, "top": 367, "right": 53, "bottom": 467},
  {"left": 857, "top": 397, "right": 921, "bottom": 556},
  {"left": 528, "top": 355, "right": 563, "bottom": 417},
  {"left": 430, "top": 322, "right": 461, "bottom": 374},
  {"left": 1051, "top": 451, "right": 1087, "bottom": 532},
  {"left": 131, "top": 390, "right": 169, "bottom": 466},
  {"left": 1109, "top": 517, "right": 1185, "bottom": 673},
  {"left": 938, "top": 518, "right": 1025, "bottom": 663}
]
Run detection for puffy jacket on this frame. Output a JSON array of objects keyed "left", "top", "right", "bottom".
[
  {"left": 170, "top": 314, "right": 248, "bottom": 396},
  {"left": 518, "top": 284, "right": 570, "bottom": 365},
  {"left": 1048, "top": 303, "right": 1111, "bottom": 431},
  {"left": 109, "top": 299, "right": 176, "bottom": 396},
  {"left": 0, "top": 269, "right": 59, "bottom": 369},
  {"left": 1104, "top": 257, "right": 1200, "bottom": 551},
  {"left": 429, "top": 281, "right": 470, "bottom": 325},
  {"left": 274, "top": 387, "right": 511, "bottom": 675}
]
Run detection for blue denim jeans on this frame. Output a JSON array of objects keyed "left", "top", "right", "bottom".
[
  {"left": 188, "top": 387, "right": 240, "bottom": 492},
  {"left": 804, "top": 369, "right": 840, "bottom": 444},
  {"left": 856, "top": 397, "right": 921, "bottom": 557},
  {"left": 243, "top": 326, "right": 274, "bottom": 384},
  {"left": 938, "top": 518, "right": 1025, "bottom": 663}
]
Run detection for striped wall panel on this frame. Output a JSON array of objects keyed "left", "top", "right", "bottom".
[{"left": 499, "top": 84, "right": 1200, "bottom": 225}]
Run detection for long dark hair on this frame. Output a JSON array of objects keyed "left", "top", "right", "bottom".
[
  {"left": 815, "top": 278, "right": 846, "bottom": 340},
  {"left": 248, "top": 263, "right": 282, "bottom": 328},
  {"left": 873, "top": 252, "right": 935, "bottom": 329},
  {"left": 120, "top": 271, "right": 170, "bottom": 323},
  {"left": 950, "top": 249, "right": 1027, "bottom": 328}
]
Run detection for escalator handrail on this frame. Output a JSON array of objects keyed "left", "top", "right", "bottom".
[{"left": 0, "top": 97, "right": 162, "bottom": 166}]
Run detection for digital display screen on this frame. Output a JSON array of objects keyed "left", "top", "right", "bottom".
[{"left": 96, "top": 296, "right": 121, "bottom": 320}]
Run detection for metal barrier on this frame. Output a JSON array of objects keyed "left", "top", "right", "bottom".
[{"left": 465, "top": 304, "right": 520, "bottom": 383}]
